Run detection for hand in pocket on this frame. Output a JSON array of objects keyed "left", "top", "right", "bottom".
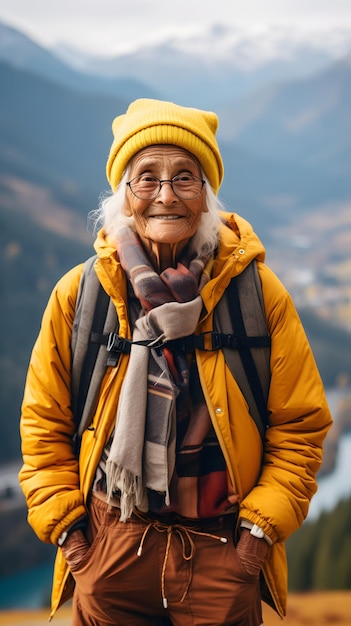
[
  {"left": 61, "top": 529, "right": 91, "bottom": 572},
  {"left": 236, "top": 529, "right": 269, "bottom": 578}
]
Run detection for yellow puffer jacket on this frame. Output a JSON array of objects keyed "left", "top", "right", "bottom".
[{"left": 19, "top": 212, "right": 332, "bottom": 619}]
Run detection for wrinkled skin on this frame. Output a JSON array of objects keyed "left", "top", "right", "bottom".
[{"left": 124, "top": 145, "right": 208, "bottom": 271}]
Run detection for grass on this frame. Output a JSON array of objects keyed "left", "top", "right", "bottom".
[
  {"left": 264, "top": 591, "right": 351, "bottom": 625},
  {"left": 0, "top": 591, "right": 350, "bottom": 625}
]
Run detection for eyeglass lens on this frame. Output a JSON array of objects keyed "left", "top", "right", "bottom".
[{"left": 128, "top": 175, "right": 204, "bottom": 199}]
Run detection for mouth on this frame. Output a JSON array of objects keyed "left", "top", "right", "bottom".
[{"left": 150, "top": 215, "right": 184, "bottom": 220}]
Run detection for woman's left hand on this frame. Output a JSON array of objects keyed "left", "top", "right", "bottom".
[{"left": 236, "top": 529, "right": 270, "bottom": 578}]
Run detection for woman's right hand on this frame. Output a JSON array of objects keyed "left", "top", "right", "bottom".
[{"left": 60, "top": 529, "right": 90, "bottom": 571}]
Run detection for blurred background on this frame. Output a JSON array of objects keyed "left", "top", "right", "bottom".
[{"left": 0, "top": 0, "right": 351, "bottom": 620}]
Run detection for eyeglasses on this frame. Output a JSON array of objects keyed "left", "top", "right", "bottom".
[{"left": 126, "top": 174, "right": 205, "bottom": 200}]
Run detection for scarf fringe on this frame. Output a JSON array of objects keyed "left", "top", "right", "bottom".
[{"left": 106, "top": 462, "right": 144, "bottom": 522}]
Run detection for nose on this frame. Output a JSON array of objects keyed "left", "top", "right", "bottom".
[{"left": 156, "top": 180, "right": 178, "bottom": 204}]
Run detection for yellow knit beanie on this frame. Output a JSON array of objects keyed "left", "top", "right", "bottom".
[{"left": 106, "top": 98, "right": 224, "bottom": 194}]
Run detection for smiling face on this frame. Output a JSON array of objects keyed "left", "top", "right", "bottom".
[{"left": 124, "top": 145, "right": 208, "bottom": 269}]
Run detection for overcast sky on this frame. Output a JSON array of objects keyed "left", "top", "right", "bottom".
[{"left": 1, "top": 0, "right": 351, "bottom": 56}]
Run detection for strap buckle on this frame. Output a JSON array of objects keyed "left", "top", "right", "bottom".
[{"left": 107, "top": 333, "right": 132, "bottom": 354}]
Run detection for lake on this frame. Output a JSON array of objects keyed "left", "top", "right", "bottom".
[{"left": 0, "top": 562, "right": 53, "bottom": 610}]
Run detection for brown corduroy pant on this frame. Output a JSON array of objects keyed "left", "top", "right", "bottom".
[{"left": 70, "top": 494, "right": 264, "bottom": 626}]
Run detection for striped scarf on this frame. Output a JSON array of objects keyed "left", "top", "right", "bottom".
[{"left": 106, "top": 227, "right": 210, "bottom": 521}]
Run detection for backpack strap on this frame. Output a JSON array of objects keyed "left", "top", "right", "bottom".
[
  {"left": 71, "top": 256, "right": 119, "bottom": 445},
  {"left": 213, "top": 261, "right": 271, "bottom": 439}
]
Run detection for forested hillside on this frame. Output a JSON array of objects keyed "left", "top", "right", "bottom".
[{"left": 286, "top": 495, "right": 351, "bottom": 590}]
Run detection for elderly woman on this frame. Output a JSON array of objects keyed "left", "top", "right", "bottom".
[{"left": 19, "top": 99, "right": 332, "bottom": 626}]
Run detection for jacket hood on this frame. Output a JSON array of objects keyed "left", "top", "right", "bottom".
[{"left": 217, "top": 211, "right": 266, "bottom": 266}]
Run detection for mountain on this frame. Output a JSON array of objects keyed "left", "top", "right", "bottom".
[
  {"left": 1, "top": 20, "right": 350, "bottom": 198},
  {"left": 2, "top": 21, "right": 350, "bottom": 109},
  {"left": 53, "top": 23, "right": 350, "bottom": 109},
  {"left": 0, "top": 21, "right": 159, "bottom": 100},
  {"left": 218, "top": 55, "right": 351, "bottom": 171},
  {"left": 0, "top": 59, "right": 125, "bottom": 199}
]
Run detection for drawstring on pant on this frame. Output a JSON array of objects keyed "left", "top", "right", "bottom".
[{"left": 135, "top": 513, "right": 228, "bottom": 609}]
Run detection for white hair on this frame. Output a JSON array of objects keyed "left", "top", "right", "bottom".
[{"left": 89, "top": 168, "right": 225, "bottom": 256}]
